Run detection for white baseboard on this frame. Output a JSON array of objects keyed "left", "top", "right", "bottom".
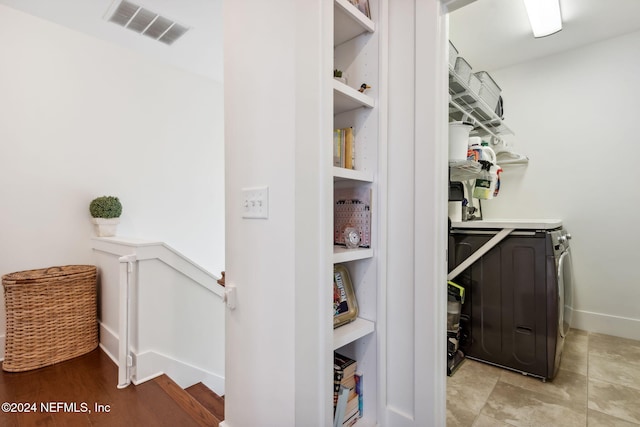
[
  {"left": 572, "top": 309, "right": 640, "bottom": 341},
  {"left": 98, "top": 321, "right": 225, "bottom": 395},
  {"left": 99, "top": 322, "right": 119, "bottom": 363},
  {"left": 133, "top": 350, "right": 225, "bottom": 396}
]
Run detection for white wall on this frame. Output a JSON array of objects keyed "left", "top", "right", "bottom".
[
  {"left": 223, "top": 1, "right": 332, "bottom": 426},
  {"left": 0, "top": 5, "right": 225, "bottom": 349},
  {"left": 481, "top": 30, "right": 640, "bottom": 339}
]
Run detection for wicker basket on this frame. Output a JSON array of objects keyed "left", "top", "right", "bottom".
[{"left": 2, "top": 265, "right": 98, "bottom": 372}]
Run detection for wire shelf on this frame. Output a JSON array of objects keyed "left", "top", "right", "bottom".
[{"left": 448, "top": 67, "right": 513, "bottom": 144}]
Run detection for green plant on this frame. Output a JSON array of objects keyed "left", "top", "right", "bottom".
[
  {"left": 334, "top": 69, "right": 343, "bottom": 78},
  {"left": 89, "top": 196, "right": 122, "bottom": 219}
]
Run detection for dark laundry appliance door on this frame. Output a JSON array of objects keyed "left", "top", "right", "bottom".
[{"left": 449, "top": 230, "right": 557, "bottom": 379}]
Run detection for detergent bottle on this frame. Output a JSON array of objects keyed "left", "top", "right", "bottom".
[
  {"left": 468, "top": 136, "right": 482, "bottom": 161},
  {"left": 472, "top": 163, "right": 493, "bottom": 200},
  {"left": 479, "top": 142, "right": 496, "bottom": 165}
]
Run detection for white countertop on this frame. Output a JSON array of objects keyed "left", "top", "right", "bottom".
[{"left": 450, "top": 219, "right": 562, "bottom": 230}]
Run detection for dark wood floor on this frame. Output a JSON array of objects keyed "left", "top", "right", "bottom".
[{"left": 0, "top": 348, "right": 223, "bottom": 426}]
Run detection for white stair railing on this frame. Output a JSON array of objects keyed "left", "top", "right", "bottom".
[
  {"left": 92, "top": 237, "right": 225, "bottom": 394},
  {"left": 117, "top": 254, "right": 136, "bottom": 388}
]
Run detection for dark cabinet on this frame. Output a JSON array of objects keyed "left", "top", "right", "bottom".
[{"left": 448, "top": 230, "right": 558, "bottom": 379}]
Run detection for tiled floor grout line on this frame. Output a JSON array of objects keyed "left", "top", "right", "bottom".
[{"left": 470, "top": 374, "right": 499, "bottom": 427}]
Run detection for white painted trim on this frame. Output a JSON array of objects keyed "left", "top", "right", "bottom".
[
  {"left": 431, "top": 8, "right": 450, "bottom": 425},
  {"left": 131, "top": 368, "right": 164, "bottom": 385},
  {"left": 99, "top": 322, "right": 119, "bottom": 363},
  {"left": 99, "top": 320, "right": 225, "bottom": 395},
  {"left": 572, "top": 309, "right": 640, "bottom": 341},
  {"left": 99, "top": 342, "right": 118, "bottom": 365},
  {"left": 117, "top": 254, "right": 135, "bottom": 389},
  {"left": 91, "top": 237, "right": 224, "bottom": 298},
  {"left": 133, "top": 350, "right": 225, "bottom": 395},
  {"left": 377, "top": 0, "right": 389, "bottom": 423}
]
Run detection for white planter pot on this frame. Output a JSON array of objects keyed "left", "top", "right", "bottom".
[{"left": 91, "top": 218, "right": 120, "bottom": 237}]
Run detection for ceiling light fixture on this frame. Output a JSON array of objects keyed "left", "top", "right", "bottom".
[{"left": 523, "top": 0, "right": 563, "bottom": 38}]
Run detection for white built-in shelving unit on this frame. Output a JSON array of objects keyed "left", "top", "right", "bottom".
[{"left": 332, "top": 0, "right": 380, "bottom": 425}]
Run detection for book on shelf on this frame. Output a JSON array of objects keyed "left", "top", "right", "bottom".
[
  {"left": 333, "top": 366, "right": 344, "bottom": 408},
  {"left": 335, "top": 352, "right": 357, "bottom": 379},
  {"left": 334, "top": 186, "right": 371, "bottom": 248},
  {"left": 334, "top": 386, "right": 361, "bottom": 427},
  {"left": 334, "top": 352, "right": 361, "bottom": 425},
  {"left": 343, "top": 393, "right": 359, "bottom": 425},
  {"left": 344, "top": 405, "right": 360, "bottom": 427},
  {"left": 333, "top": 127, "right": 355, "bottom": 170},
  {"left": 333, "top": 386, "right": 350, "bottom": 427},
  {"left": 355, "top": 371, "right": 363, "bottom": 417},
  {"left": 334, "top": 352, "right": 356, "bottom": 406}
]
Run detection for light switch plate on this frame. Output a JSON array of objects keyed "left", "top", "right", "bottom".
[{"left": 242, "top": 186, "right": 268, "bottom": 219}]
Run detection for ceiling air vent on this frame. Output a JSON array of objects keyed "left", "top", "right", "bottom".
[{"left": 106, "top": 0, "right": 189, "bottom": 45}]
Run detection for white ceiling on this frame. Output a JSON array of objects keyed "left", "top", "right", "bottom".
[
  {"left": 450, "top": 0, "right": 640, "bottom": 72},
  {"left": 2, "top": 0, "right": 639, "bottom": 81},
  {"left": 0, "top": 0, "right": 223, "bottom": 81}
]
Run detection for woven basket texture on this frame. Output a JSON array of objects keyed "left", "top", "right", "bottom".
[{"left": 2, "top": 265, "right": 98, "bottom": 372}]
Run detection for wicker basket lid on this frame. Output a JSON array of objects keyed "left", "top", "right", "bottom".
[{"left": 2, "top": 265, "right": 96, "bottom": 284}]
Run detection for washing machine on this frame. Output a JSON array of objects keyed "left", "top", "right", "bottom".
[{"left": 448, "top": 219, "right": 574, "bottom": 381}]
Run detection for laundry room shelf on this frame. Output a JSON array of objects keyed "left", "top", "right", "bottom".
[
  {"left": 496, "top": 151, "right": 529, "bottom": 165},
  {"left": 449, "top": 159, "right": 482, "bottom": 182},
  {"left": 448, "top": 66, "right": 512, "bottom": 143}
]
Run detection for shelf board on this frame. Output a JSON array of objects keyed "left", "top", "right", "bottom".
[
  {"left": 334, "top": 0, "right": 375, "bottom": 46},
  {"left": 448, "top": 67, "right": 512, "bottom": 140},
  {"left": 333, "top": 246, "right": 374, "bottom": 263},
  {"left": 333, "top": 317, "right": 375, "bottom": 349},
  {"left": 333, "top": 167, "right": 374, "bottom": 183},
  {"left": 496, "top": 151, "right": 529, "bottom": 165},
  {"left": 334, "top": 79, "right": 375, "bottom": 115}
]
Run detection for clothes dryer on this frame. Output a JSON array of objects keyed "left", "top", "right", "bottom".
[{"left": 448, "top": 220, "right": 573, "bottom": 381}]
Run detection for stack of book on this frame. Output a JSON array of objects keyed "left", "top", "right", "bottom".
[
  {"left": 334, "top": 352, "right": 362, "bottom": 427},
  {"left": 333, "top": 127, "right": 355, "bottom": 169}
]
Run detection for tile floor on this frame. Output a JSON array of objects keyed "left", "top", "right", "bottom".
[{"left": 447, "top": 329, "right": 640, "bottom": 426}]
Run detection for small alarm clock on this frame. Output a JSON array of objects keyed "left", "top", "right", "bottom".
[{"left": 343, "top": 226, "right": 360, "bottom": 249}]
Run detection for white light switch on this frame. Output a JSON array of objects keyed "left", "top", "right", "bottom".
[{"left": 242, "top": 186, "right": 269, "bottom": 219}]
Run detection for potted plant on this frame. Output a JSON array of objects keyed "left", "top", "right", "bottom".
[
  {"left": 89, "top": 196, "right": 122, "bottom": 237},
  {"left": 334, "top": 69, "right": 346, "bottom": 84}
]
